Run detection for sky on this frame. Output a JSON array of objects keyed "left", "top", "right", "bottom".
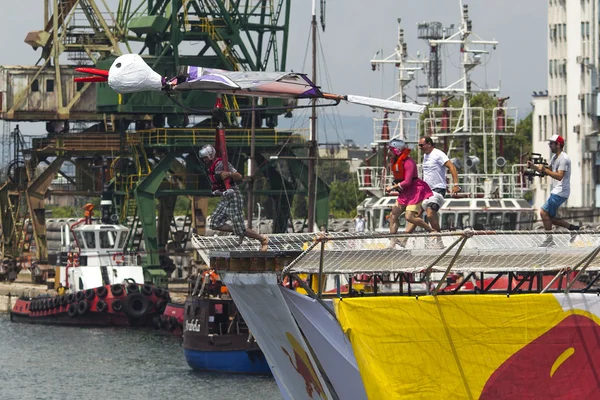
[{"left": 0, "top": 0, "right": 547, "bottom": 144}]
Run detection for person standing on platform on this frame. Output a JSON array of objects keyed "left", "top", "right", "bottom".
[{"left": 199, "top": 144, "right": 269, "bottom": 251}]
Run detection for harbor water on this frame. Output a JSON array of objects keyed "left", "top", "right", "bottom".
[{"left": 0, "top": 315, "right": 281, "bottom": 400}]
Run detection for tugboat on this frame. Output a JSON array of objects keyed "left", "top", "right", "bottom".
[
  {"left": 182, "top": 270, "right": 270, "bottom": 374},
  {"left": 10, "top": 200, "right": 170, "bottom": 326}
]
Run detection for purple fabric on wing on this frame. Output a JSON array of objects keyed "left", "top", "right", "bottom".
[
  {"left": 187, "top": 66, "right": 199, "bottom": 81},
  {"left": 200, "top": 74, "right": 231, "bottom": 84},
  {"left": 301, "top": 87, "right": 321, "bottom": 97}
]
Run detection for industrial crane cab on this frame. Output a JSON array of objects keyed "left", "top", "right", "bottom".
[{"left": 358, "top": 196, "right": 536, "bottom": 233}]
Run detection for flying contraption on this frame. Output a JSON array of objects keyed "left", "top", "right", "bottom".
[{"left": 75, "top": 54, "right": 426, "bottom": 114}]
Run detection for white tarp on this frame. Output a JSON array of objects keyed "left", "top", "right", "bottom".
[
  {"left": 281, "top": 288, "right": 368, "bottom": 400},
  {"left": 223, "top": 273, "right": 333, "bottom": 400}
]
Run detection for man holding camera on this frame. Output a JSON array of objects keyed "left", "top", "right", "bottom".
[{"left": 527, "top": 134, "right": 580, "bottom": 246}]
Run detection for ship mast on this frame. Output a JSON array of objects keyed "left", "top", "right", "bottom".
[
  {"left": 307, "top": 0, "right": 318, "bottom": 232},
  {"left": 427, "top": 1, "right": 499, "bottom": 173},
  {"left": 370, "top": 18, "right": 425, "bottom": 144}
]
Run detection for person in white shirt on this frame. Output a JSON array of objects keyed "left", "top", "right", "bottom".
[
  {"left": 354, "top": 214, "right": 365, "bottom": 232},
  {"left": 418, "top": 136, "right": 460, "bottom": 232},
  {"left": 527, "top": 134, "right": 580, "bottom": 246}
]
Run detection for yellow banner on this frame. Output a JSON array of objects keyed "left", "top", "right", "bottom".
[{"left": 335, "top": 294, "right": 600, "bottom": 399}]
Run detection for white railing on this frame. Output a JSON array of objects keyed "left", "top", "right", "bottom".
[
  {"left": 357, "top": 166, "right": 532, "bottom": 199},
  {"left": 492, "top": 107, "right": 519, "bottom": 135},
  {"left": 372, "top": 117, "right": 421, "bottom": 144}
]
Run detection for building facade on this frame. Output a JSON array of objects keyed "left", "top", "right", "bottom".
[{"left": 532, "top": 0, "right": 599, "bottom": 219}]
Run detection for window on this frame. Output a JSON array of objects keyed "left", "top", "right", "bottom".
[
  {"left": 31, "top": 79, "right": 39, "bottom": 92},
  {"left": 118, "top": 232, "right": 127, "bottom": 249},
  {"left": 489, "top": 213, "right": 502, "bottom": 230},
  {"left": 503, "top": 213, "right": 517, "bottom": 230},
  {"left": 441, "top": 213, "right": 456, "bottom": 230},
  {"left": 46, "top": 79, "right": 54, "bottom": 92},
  {"left": 99, "top": 230, "right": 116, "bottom": 249},
  {"left": 83, "top": 232, "right": 96, "bottom": 249},
  {"left": 474, "top": 213, "right": 488, "bottom": 230},
  {"left": 76, "top": 81, "right": 85, "bottom": 91},
  {"left": 457, "top": 213, "right": 471, "bottom": 229},
  {"left": 79, "top": 277, "right": 84, "bottom": 290}
]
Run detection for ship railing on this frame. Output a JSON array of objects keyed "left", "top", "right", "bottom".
[
  {"left": 425, "top": 107, "right": 486, "bottom": 136},
  {"left": 492, "top": 107, "right": 519, "bottom": 135},
  {"left": 357, "top": 166, "right": 387, "bottom": 190},
  {"left": 357, "top": 166, "right": 531, "bottom": 199},
  {"left": 372, "top": 117, "right": 421, "bottom": 144},
  {"left": 134, "top": 127, "right": 309, "bottom": 146}
]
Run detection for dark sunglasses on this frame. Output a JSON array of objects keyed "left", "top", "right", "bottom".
[{"left": 418, "top": 144, "right": 425, "bottom": 147}]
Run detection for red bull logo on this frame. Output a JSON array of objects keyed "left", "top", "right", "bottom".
[{"left": 281, "top": 332, "right": 328, "bottom": 399}]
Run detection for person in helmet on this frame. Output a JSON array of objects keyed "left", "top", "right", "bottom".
[
  {"left": 199, "top": 144, "right": 269, "bottom": 251},
  {"left": 386, "top": 138, "right": 435, "bottom": 248}
]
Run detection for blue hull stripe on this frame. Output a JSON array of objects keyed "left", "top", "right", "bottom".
[{"left": 184, "top": 349, "right": 271, "bottom": 375}]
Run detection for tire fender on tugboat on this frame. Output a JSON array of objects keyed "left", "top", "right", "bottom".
[
  {"left": 111, "top": 284, "right": 124, "bottom": 297},
  {"left": 123, "top": 292, "right": 150, "bottom": 318},
  {"left": 77, "top": 300, "right": 89, "bottom": 315},
  {"left": 67, "top": 303, "right": 77, "bottom": 317},
  {"left": 96, "top": 286, "right": 108, "bottom": 298},
  {"left": 96, "top": 300, "right": 108, "bottom": 313},
  {"left": 112, "top": 299, "right": 124, "bottom": 312}
]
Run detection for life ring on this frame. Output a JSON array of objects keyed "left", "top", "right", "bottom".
[
  {"left": 67, "top": 303, "right": 77, "bottom": 317},
  {"left": 141, "top": 285, "right": 153, "bottom": 297},
  {"left": 112, "top": 299, "right": 123, "bottom": 312},
  {"left": 66, "top": 293, "right": 76, "bottom": 304},
  {"left": 59, "top": 295, "right": 68, "bottom": 307},
  {"left": 112, "top": 252, "right": 125, "bottom": 264},
  {"left": 153, "top": 287, "right": 164, "bottom": 298},
  {"left": 85, "top": 289, "right": 96, "bottom": 301},
  {"left": 30, "top": 301, "right": 37, "bottom": 312},
  {"left": 96, "top": 286, "right": 108, "bottom": 298},
  {"left": 53, "top": 297, "right": 61, "bottom": 308},
  {"left": 77, "top": 300, "right": 89, "bottom": 315},
  {"left": 123, "top": 292, "right": 150, "bottom": 318},
  {"left": 110, "top": 284, "right": 124, "bottom": 297},
  {"left": 75, "top": 291, "right": 85, "bottom": 302},
  {"left": 96, "top": 300, "right": 108, "bottom": 313}
]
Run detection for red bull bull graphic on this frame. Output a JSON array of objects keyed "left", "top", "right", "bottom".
[
  {"left": 335, "top": 293, "right": 600, "bottom": 399},
  {"left": 281, "top": 332, "right": 327, "bottom": 399},
  {"left": 223, "top": 273, "right": 332, "bottom": 400}
]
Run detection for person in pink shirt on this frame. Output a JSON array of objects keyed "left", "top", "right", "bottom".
[{"left": 386, "top": 138, "right": 435, "bottom": 248}]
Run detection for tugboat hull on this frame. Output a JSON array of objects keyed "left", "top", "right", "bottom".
[
  {"left": 182, "top": 295, "right": 271, "bottom": 375},
  {"left": 10, "top": 283, "right": 170, "bottom": 328}
]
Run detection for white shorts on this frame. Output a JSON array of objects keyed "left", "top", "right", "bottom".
[{"left": 422, "top": 192, "right": 445, "bottom": 211}]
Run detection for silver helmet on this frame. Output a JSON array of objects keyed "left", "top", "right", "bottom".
[
  {"left": 199, "top": 144, "right": 216, "bottom": 160},
  {"left": 389, "top": 138, "right": 407, "bottom": 151}
]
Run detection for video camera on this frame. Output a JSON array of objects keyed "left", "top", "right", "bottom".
[{"left": 523, "top": 153, "right": 548, "bottom": 183}]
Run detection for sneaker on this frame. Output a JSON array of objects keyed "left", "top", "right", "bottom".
[{"left": 539, "top": 237, "right": 556, "bottom": 248}]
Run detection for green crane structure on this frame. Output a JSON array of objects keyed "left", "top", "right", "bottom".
[{"left": 0, "top": 0, "right": 330, "bottom": 282}]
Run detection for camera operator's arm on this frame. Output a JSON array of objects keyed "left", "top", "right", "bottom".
[{"left": 532, "top": 164, "right": 565, "bottom": 181}]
